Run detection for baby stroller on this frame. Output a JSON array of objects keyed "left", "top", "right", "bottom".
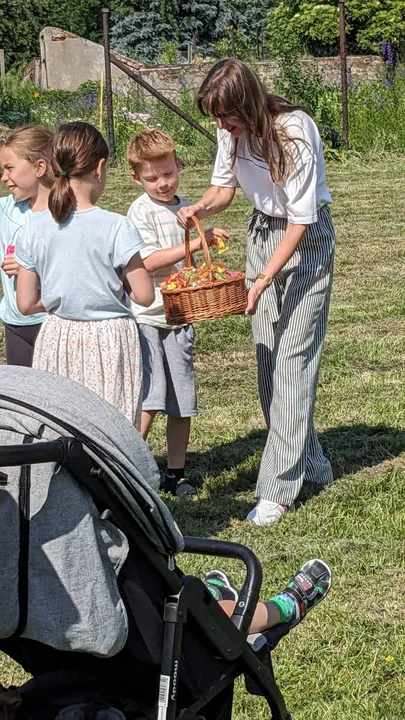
[{"left": 0, "top": 366, "right": 293, "bottom": 720}]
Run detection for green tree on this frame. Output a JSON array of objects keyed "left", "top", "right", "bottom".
[
  {"left": 213, "top": 0, "right": 248, "bottom": 56},
  {"left": 111, "top": 0, "right": 178, "bottom": 63},
  {"left": 0, "top": 0, "right": 116, "bottom": 71},
  {"left": 55, "top": 0, "right": 108, "bottom": 44},
  {"left": 0, "top": 0, "right": 55, "bottom": 70},
  {"left": 267, "top": 0, "right": 405, "bottom": 58},
  {"left": 177, "top": 0, "right": 221, "bottom": 57},
  {"left": 245, "top": 0, "right": 274, "bottom": 59}
]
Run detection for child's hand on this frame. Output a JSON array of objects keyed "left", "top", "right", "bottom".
[
  {"left": 205, "top": 228, "right": 230, "bottom": 249},
  {"left": 189, "top": 228, "right": 229, "bottom": 255},
  {"left": 2, "top": 255, "right": 20, "bottom": 277},
  {"left": 205, "top": 228, "right": 230, "bottom": 254}
]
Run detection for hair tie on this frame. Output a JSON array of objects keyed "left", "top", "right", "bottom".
[{"left": 59, "top": 171, "right": 69, "bottom": 178}]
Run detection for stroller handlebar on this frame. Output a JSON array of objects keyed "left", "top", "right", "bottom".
[
  {"left": 0, "top": 438, "right": 67, "bottom": 466},
  {"left": 183, "top": 535, "right": 262, "bottom": 634}
]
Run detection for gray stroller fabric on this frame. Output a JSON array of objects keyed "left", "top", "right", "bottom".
[
  {"left": 0, "top": 366, "right": 184, "bottom": 657},
  {"left": 0, "top": 432, "right": 129, "bottom": 656}
]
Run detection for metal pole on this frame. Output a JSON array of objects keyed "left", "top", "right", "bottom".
[
  {"left": 339, "top": 0, "right": 349, "bottom": 148},
  {"left": 99, "top": 70, "right": 104, "bottom": 131},
  {"left": 0, "top": 49, "right": 5, "bottom": 79},
  {"left": 101, "top": 8, "right": 116, "bottom": 166},
  {"left": 187, "top": 42, "right": 192, "bottom": 64},
  {"left": 231, "top": 26, "right": 235, "bottom": 57},
  {"left": 109, "top": 54, "right": 216, "bottom": 144}
]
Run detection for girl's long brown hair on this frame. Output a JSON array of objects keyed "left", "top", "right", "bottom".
[
  {"left": 49, "top": 122, "right": 109, "bottom": 223},
  {"left": 4, "top": 125, "right": 54, "bottom": 187},
  {"left": 197, "top": 59, "right": 308, "bottom": 183}
]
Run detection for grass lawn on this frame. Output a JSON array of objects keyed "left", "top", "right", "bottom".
[{"left": 1, "top": 157, "right": 404, "bottom": 719}]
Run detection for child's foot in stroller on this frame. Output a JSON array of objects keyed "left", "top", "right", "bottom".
[
  {"left": 203, "top": 559, "right": 331, "bottom": 635},
  {"left": 203, "top": 570, "right": 239, "bottom": 602},
  {"left": 268, "top": 558, "right": 332, "bottom": 628}
]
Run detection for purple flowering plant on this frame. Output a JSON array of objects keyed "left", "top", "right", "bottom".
[
  {"left": 381, "top": 41, "right": 394, "bottom": 67},
  {"left": 86, "top": 92, "right": 96, "bottom": 110}
]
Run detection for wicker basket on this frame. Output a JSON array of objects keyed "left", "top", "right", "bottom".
[{"left": 161, "top": 216, "right": 248, "bottom": 324}]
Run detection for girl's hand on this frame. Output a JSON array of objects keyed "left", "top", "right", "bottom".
[
  {"left": 177, "top": 202, "right": 205, "bottom": 229},
  {"left": 245, "top": 279, "right": 268, "bottom": 316},
  {"left": 2, "top": 255, "right": 20, "bottom": 277},
  {"left": 205, "top": 227, "right": 230, "bottom": 248}
]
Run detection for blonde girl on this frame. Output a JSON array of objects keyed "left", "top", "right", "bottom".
[
  {"left": 178, "top": 60, "right": 335, "bottom": 525},
  {"left": 15, "top": 121, "right": 154, "bottom": 428},
  {"left": 0, "top": 126, "right": 54, "bottom": 366}
]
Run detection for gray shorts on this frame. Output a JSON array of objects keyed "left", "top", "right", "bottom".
[{"left": 138, "top": 324, "right": 197, "bottom": 417}]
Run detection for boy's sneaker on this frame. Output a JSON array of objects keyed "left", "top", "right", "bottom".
[
  {"left": 246, "top": 500, "right": 290, "bottom": 526},
  {"left": 175, "top": 479, "right": 196, "bottom": 498},
  {"left": 203, "top": 570, "right": 239, "bottom": 602},
  {"left": 280, "top": 558, "right": 332, "bottom": 628},
  {"left": 161, "top": 475, "right": 196, "bottom": 498}
]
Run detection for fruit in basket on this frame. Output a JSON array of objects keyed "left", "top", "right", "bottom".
[{"left": 160, "top": 263, "right": 244, "bottom": 291}]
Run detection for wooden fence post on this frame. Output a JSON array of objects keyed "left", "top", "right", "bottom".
[
  {"left": 0, "top": 50, "right": 5, "bottom": 79},
  {"left": 339, "top": 0, "right": 349, "bottom": 148}
]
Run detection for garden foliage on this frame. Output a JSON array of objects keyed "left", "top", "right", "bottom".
[
  {"left": 267, "top": 1, "right": 405, "bottom": 59},
  {"left": 3, "top": 0, "right": 405, "bottom": 70},
  {"left": 1, "top": 53, "right": 405, "bottom": 164}
]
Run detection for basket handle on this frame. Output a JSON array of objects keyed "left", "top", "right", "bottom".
[{"left": 185, "top": 215, "right": 214, "bottom": 280}]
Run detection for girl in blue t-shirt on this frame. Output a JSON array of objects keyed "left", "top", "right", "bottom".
[
  {"left": 0, "top": 125, "right": 54, "bottom": 366},
  {"left": 15, "top": 122, "right": 154, "bottom": 428}
]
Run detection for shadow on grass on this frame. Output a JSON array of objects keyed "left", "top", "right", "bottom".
[{"left": 157, "top": 424, "right": 405, "bottom": 537}]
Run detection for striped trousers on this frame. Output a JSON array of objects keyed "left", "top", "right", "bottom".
[{"left": 246, "top": 205, "right": 335, "bottom": 507}]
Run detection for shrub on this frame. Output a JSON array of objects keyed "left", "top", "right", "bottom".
[
  {"left": 274, "top": 57, "right": 343, "bottom": 150},
  {"left": 275, "top": 56, "right": 405, "bottom": 156},
  {"left": 347, "top": 67, "right": 405, "bottom": 153},
  {"left": 0, "top": 71, "right": 36, "bottom": 127},
  {"left": 3, "top": 63, "right": 405, "bottom": 163}
]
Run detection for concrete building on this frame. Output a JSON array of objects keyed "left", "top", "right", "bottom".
[{"left": 39, "top": 27, "right": 143, "bottom": 91}]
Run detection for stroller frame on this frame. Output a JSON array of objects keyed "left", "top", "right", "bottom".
[{"left": 0, "top": 436, "right": 292, "bottom": 720}]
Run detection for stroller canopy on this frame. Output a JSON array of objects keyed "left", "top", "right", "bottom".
[{"left": 0, "top": 366, "right": 184, "bottom": 657}]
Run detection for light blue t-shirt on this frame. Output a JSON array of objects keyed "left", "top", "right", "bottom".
[
  {"left": 15, "top": 206, "right": 145, "bottom": 321},
  {"left": 0, "top": 195, "right": 46, "bottom": 326}
]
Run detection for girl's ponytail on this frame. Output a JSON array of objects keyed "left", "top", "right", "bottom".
[
  {"left": 49, "top": 122, "right": 109, "bottom": 224},
  {"left": 48, "top": 171, "right": 76, "bottom": 224}
]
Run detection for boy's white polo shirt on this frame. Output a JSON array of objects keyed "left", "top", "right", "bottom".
[{"left": 128, "top": 193, "right": 191, "bottom": 329}]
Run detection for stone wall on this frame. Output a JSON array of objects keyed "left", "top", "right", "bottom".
[
  {"left": 39, "top": 27, "right": 383, "bottom": 96},
  {"left": 133, "top": 55, "right": 383, "bottom": 97}
]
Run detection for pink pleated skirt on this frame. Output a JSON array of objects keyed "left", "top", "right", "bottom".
[{"left": 33, "top": 315, "right": 142, "bottom": 429}]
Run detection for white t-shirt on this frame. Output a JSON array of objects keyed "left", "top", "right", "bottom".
[
  {"left": 15, "top": 207, "right": 145, "bottom": 321},
  {"left": 128, "top": 193, "right": 191, "bottom": 329},
  {"left": 211, "top": 110, "right": 332, "bottom": 224}
]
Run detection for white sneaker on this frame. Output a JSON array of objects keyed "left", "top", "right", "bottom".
[{"left": 246, "top": 499, "right": 289, "bottom": 526}]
